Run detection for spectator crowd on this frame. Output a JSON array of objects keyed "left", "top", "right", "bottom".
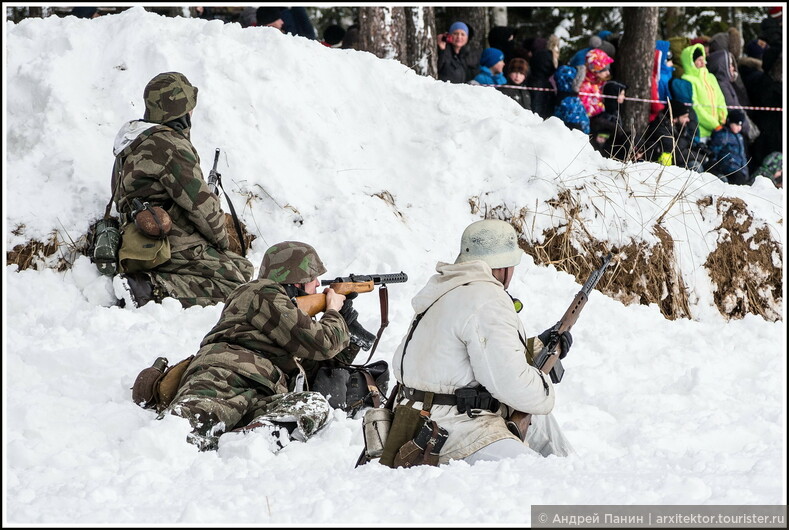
[{"left": 435, "top": 7, "right": 783, "bottom": 189}]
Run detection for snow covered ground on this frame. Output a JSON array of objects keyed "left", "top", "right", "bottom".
[{"left": 4, "top": 7, "right": 786, "bottom": 525}]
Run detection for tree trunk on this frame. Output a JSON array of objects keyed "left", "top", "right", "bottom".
[
  {"left": 358, "top": 6, "right": 407, "bottom": 62},
  {"left": 663, "top": 7, "right": 679, "bottom": 39},
  {"left": 491, "top": 7, "right": 507, "bottom": 27},
  {"left": 405, "top": 7, "right": 437, "bottom": 78},
  {"left": 619, "top": 7, "right": 659, "bottom": 141}
]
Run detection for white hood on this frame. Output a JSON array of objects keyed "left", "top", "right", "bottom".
[{"left": 113, "top": 120, "right": 157, "bottom": 156}]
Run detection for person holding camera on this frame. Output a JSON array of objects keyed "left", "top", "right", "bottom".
[{"left": 437, "top": 21, "right": 477, "bottom": 84}]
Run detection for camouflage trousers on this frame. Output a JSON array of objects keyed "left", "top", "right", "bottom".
[
  {"left": 150, "top": 244, "right": 253, "bottom": 308},
  {"left": 167, "top": 361, "right": 331, "bottom": 451}
]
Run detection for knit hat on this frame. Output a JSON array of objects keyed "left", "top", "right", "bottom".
[
  {"left": 669, "top": 99, "right": 689, "bottom": 118},
  {"left": 480, "top": 47, "right": 505, "bottom": 68},
  {"left": 589, "top": 35, "right": 603, "bottom": 48},
  {"left": 692, "top": 47, "right": 704, "bottom": 61},
  {"left": 768, "top": 6, "right": 782, "bottom": 18},
  {"left": 506, "top": 57, "right": 529, "bottom": 76},
  {"left": 256, "top": 6, "right": 283, "bottom": 26},
  {"left": 586, "top": 48, "right": 614, "bottom": 73},
  {"left": 323, "top": 24, "right": 345, "bottom": 46},
  {"left": 745, "top": 39, "right": 766, "bottom": 59},
  {"left": 726, "top": 109, "right": 745, "bottom": 125},
  {"left": 449, "top": 21, "right": 469, "bottom": 35}
]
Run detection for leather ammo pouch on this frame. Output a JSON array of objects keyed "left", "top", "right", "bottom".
[
  {"left": 132, "top": 355, "right": 194, "bottom": 412},
  {"left": 393, "top": 419, "right": 448, "bottom": 468},
  {"left": 378, "top": 404, "right": 427, "bottom": 468}
]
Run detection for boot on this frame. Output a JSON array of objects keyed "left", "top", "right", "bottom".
[{"left": 114, "top": 272, "right": 157, "bottom": 308}]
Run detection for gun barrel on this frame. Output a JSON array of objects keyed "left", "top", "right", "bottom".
[
  {"left": 321, "top": 272, "right": 408, "bottom": 286},
  {"left": 212, "top": 148, "right": 220, "bottom": 170},
  {"left": 581, "top": 253, "right": 612, "bottom": 294}
]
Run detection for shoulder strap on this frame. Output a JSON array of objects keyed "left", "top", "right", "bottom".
[{"left": 398, "top": 284, "right": 466, "bottom": 382}]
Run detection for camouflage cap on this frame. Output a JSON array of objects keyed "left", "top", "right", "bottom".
[
  {"left": 143, "top": 72, "right": 198, "bottom": 124},
  {"left": 258, "top": 241, "right": 327, "bottom": 284}
]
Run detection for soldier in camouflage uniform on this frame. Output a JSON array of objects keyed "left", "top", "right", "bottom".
[
  {"left": 111, "top": 71, "right": 253, "bottom": 308},
  {"left": 167, "top": 241, "right": 358, "bottom": 452}
]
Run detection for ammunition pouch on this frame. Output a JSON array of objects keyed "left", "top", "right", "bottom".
[
  {"left": 392, "top": 419, "right": 448, "bottom": 468},
  {"left": 131, "top": 355, "right": 194, "bottom": 412},
  {"left": 378, "top": 404, "right": 427, "bottom": 468},
  {"left": 455, "top": 384, "right": 500, "bottom": 418},
  {"left": 118, "top": 222, "right": 171, "bottom": 274}
]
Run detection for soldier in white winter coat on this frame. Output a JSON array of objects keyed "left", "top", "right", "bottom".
[{"left": 392, "top": 219, "right": 574, "bottom": 464}]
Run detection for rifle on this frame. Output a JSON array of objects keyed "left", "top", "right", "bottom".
[
  {"left": 206, "top": 147, "right": 247, "bottom": 257},
  {"left": 207, "top": 148, "right": 221, "bottom": 196},
  {"left": 506, "top": 253, "right": 613, "bottom": 441},
  {"left": 295, "top": 272, "right": 408, "bottom": 316}
]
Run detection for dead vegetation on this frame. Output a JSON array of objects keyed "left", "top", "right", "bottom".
[
  {"left": 477, "top": 189, "right": 781, "bottom": 323},
  {"left": 6, "top": 224, "right": 75, "bottom": 272},
  {"left": 700, "top": 196, "right": 783, "bottom": 322}
]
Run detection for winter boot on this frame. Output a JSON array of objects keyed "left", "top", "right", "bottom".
[{"left": 113, "top": 272, "right": 158, "bottom": 308}]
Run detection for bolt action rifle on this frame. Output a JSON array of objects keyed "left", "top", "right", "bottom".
[
  {"left": 506, "top": 253, "right": 613, "bottom": 441},
  {"left": 207, "top": 148, "right": 221, "bottom": 196},
  {"left": 206, "top": 147, "right": 247, "bottom": 257}
]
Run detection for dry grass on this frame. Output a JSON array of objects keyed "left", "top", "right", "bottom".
[
  {"left": 6, "top": 224, "right": 71, "bottom": 272},
  {"left": 482, "top": 187, "right": 781, "bottom": 322},
  {"left": 701, "top": 196, "right": 783, "bottom": 322},
  {"left": 224, "top": 213, "right": 256, "bottom": 257}
]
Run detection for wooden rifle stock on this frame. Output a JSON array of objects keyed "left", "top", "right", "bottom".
[
  {"left": 294, "top": 281, "right": 375, "bottom": 316},
  {"left": 506, "top": 254, "right": 613, "bottom": 441},
  {"left": 294, "top": 272, "right": 409, "bottom": 316}
]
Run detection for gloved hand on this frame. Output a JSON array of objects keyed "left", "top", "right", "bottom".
[
  {"left": 339, "top": 297, "right": 358, "bottom": 327},
  {"left": 337, "top": 293, "right": 376, "bottom": 351},
  {"left": 537, "top": 327, "right": 573, "bottom": 359}
]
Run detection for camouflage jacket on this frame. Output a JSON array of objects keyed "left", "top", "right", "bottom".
[
  {"left": 194, "top": 278, "right": 352, "bottom": 393},
  {"left": 111, "top": 119, "right": 229, "bottom": 254}
]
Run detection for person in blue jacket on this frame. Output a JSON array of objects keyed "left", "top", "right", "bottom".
[
  {"left": 469, "top": 48, "right": 507, "bottom": 86},
  {"left": 553, "top": 65, "right": 590, "bottom": 134},
  {"left": 709, "top": 110, "right": 751, "bottom": 185}
]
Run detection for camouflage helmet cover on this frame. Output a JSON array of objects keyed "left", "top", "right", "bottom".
[
  {"left": 143, "top": 71, "right": 198, "bottom": 123},
  {"left": 258, "top": 241, "right": 327, "bottom": 284}
]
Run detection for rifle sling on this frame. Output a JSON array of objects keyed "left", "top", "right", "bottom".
[
  {"left": 216, "top": 175, "right": 247, "bottom": 257},
  {"left": 340, "top": 283, "right": 390, "bottom": 369}
]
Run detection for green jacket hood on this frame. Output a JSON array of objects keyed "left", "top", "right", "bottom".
[{"left": 681, "top": 43, "right": 707, "bottom": 76}]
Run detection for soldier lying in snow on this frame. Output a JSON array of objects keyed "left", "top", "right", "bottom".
[{"left": 167, "top": 241, "right": 365, "bottom": 451}]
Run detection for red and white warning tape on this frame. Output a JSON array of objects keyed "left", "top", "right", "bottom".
[{"left": 488, "top": 84, "right": 783, "bottom": 112}]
